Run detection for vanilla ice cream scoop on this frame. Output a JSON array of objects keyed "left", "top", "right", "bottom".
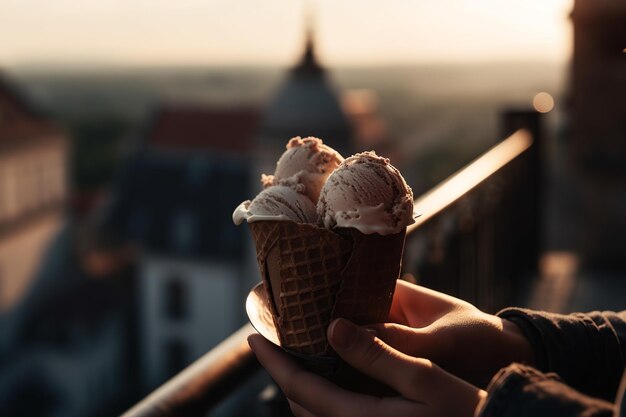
[
  {"left": 262, "top": 136, "right": 343, "bottom": 203},
  {"left": 317, "top": 151, "right": 414, "bottom": 235},
  {"left": 233, "top": 185, "right": 317, "bottom": 225}
]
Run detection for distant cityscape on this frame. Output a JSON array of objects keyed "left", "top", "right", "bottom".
[
  {"left": 0, "top": 41, "right": 567, "bottom": 417},
  {"left": 1, "top": 1, "right": 625, "bottom": 416},
  {"left": 12, "top": 60, "right": 564, "bottom": 194}
]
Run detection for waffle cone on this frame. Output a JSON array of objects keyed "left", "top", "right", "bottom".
[
  {"left": 249, "top": 221, "right": 406, "bottom": 356},
  {"left": 332, "top": 228, "right": 406, "bottom": 325}
]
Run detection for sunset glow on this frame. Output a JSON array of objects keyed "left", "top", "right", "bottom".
[{"left": 1, "top": 0, "right": 573, "bottom": 67}]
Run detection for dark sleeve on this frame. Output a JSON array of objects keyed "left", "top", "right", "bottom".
[
  {"left": 477, "top": 364, "right": 615, "bottom": 417},
  {"left": 496, "top": 308, "right": 626, "bottom": 401}
]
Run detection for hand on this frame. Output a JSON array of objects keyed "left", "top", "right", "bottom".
[
  {"left": 248, "top": 319, "right": 486, "bottom": 417},
  {"left": 369, "top": 279, "right": 534, "bottom": 387}
]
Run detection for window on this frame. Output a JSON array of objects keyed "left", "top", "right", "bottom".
[{"left": 164, "top": 276, "right": 186, "bottom": 320}]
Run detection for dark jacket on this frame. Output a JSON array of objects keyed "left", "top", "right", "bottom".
[{"left": 477, "top": 309, "right": 626, "bottom": 417}]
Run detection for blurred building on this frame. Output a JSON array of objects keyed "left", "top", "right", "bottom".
[
  {"left": 94, "top": 105, "right": 259, "bottom": 389},
  {"left": 80, "top": 22, "right": 357, "bottom": 398},
  {"left": 0, "top": 229, "right": 135, "bottom": 417},
  {"left": 0, "top": 74, "right": 133, "bottom": 417},
  {"left": 0, "top": 74, "right": 67, "bottom": 311},
  {"left": 256, "top": 26, "right": 352, "bottom": 177},
  {"left": 569, "top": 0, "right": 626, "bottom": 267}
]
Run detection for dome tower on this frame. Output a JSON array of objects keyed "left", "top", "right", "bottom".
[{"left": 256, "top": 22, "right": 352, "bottom": 178}]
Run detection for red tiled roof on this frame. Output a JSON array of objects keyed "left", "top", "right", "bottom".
[{"left": 147, "top": 106, "right": 260, "bottom": 153}]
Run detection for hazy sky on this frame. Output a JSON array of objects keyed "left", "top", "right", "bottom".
[{"left": 1, "top": 0, "right": 573, "bottom": 67}]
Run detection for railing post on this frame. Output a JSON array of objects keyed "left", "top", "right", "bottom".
[
  {"left": 500, "top": 109, "right": 544, "bottom": 284},
  {"left": 409, "top": 128, "right": 536, "bottom": 312}
]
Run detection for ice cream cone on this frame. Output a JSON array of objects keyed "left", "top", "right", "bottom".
[
  {"left": 250, "top": 221, "right": 352, "bottom": 355},
  {"left": 331, "top": 228, "right": 406, "bottom": 325},
  {"left": 249, "top": 220, "right": 406, "bottom": 356}
]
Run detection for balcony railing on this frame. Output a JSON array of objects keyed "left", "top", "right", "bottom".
[{"left": 122, "top": 110, "right": 543, "bottom": 417}]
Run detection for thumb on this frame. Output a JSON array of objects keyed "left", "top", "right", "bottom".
[
  {"left": 365, "top": 323, "right": 422, "bottom": 352},
  {"left": 328, "top": 318, "right": 436, "bottom": 402},
  {"left": 366, "top": 323, "right": 440, "bottom": 360}
]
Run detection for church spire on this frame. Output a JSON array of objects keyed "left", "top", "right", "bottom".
[{"left": 292, "top": 4, "right": 323, "bottom": 76}]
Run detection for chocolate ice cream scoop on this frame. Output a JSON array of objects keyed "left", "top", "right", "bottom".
[
  {"left": 317, "top": 151, "right": 414, "bottom": 235},
  {"left": 262, "top": 136, "right": 343, "bottom": 203},
  {"left": 233, "top": 185, "right": 317, "bottom": 225}
]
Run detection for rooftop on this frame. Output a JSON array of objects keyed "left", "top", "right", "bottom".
[{"left": 146, "top": 105, "right": 259, "bottom": 154}]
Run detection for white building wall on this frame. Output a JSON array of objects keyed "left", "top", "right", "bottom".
[{"left": 139, "top": 255, "right": 241, "bottom": 389}]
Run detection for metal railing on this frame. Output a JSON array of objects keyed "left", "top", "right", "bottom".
[
  {"left": 410, "top": 128, "right": 532, "bottom": 231},
  {"left": 122, "top": 324, "right": 258, "bottom": 417},
  {"left": 407, "top": 111, "right": 543, "bottom": 312},
  {"left": 122, "top": 111, "right": 542, "bottom": 417}
]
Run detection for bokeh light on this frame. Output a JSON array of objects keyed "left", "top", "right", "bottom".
[{"left": 533, "top": 92, "right": 555, "bottom": 113}]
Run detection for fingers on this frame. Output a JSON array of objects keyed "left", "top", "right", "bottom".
[
  {"left": 365, "top": 323, "right": 438, "bottom": 359},
  {"left": 366, "top": 322, "right": 416, "bottom": 348},
  {"left": 247, "top": 334, "right": 377, "bottom": 417},
  {"left": 288, "top": 400, "right": 316, "bottom": 417},
  {"left": 328, "top": 318, "right": 436, "bottom": 402},
  {"left": 250, "top": 331, "right": 482, "bottom": 417},
  {"left": 390, "top": 280, "right": 473, "bottom": 325},
  {"left": 328, "top": 319, "right": 484, "bottom": 414},
  {"left": 390, "top": 280, "right": 442, "bottom": 325}
]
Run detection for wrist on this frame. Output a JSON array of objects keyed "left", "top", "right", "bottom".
[{"left": 501, "top": 318, "right": 535, "bottom": 367}]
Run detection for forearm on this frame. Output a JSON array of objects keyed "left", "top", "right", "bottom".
[
  {"left": 476, "top": 364, "right": 615, "bottom": 417},
  {"left": 497, "top": 308, "right": 626, "bottom": 400}
]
